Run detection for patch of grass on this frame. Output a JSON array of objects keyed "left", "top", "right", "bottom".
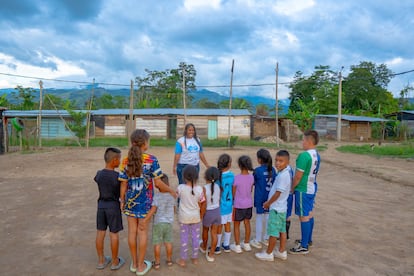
[{"left": 336, "top": 143, "right": 414, "bottom": 158}]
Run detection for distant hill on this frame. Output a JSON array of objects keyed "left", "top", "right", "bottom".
[{"left": 1, "top": 87, "right": 290, "bottom": 114}]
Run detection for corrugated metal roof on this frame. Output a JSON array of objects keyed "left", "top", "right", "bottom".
[
  {"left": 316, "top": 114, "right": 388, "bottom": 122},
  {"left": 5, "top": 109, "right": 251, "bottom": 117}
]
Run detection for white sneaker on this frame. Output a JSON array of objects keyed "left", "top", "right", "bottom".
[
  {"left": 241, "top": 242, "right": 252, "bottom": 252},
  {"left": 273, "top": 250, "right": 287, "bottom": 260},
  {"left": 205, "top": 252, "right": 215, "bottom": 262},
  {"left": 250, "top": 239, "right": 262, "bottom": 249},
  {"left": 255, "top": 251, "right": 274, "bottom": 261},
  {"left": 230, "top": 244, "right": 242, "bottom": 253},
  {"left": 262, "top": 239, "right": 269, "bottom": 247}
]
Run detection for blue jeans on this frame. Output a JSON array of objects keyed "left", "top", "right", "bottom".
[{"left": 176, "top": 163, "right": 200, "bottom": 185}]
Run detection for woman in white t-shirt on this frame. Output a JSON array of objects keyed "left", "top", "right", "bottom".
[{"left": 173, "top": 123, "right": 209, "bottom": 184}]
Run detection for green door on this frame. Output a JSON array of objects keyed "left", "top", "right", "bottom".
[{"left": 208, "top": 120, "right": 218, "bottom": 140}]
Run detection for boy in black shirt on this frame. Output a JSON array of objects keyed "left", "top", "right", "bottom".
[{"left": 94, "top": 147, "right": 125, "bottom": 270}]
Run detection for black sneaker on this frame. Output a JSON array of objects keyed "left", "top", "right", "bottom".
[
  {"left": 294, "top": 239, "right": 313, "bottom": 247},
  {"left": 289, "top": 245, "right": 309, "bottom": 255}
]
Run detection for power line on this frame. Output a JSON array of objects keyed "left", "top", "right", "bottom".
[{"left": 1, "top": 68, "right": 413, "bottom": 89}]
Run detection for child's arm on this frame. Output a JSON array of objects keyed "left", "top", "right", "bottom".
[
  {"left": 263, "top": 191, "right": 281, "bottom": 210},
  {"left": 199, "top": 187, "right": 207, "bottom": 219},
  {"left": 120, "top": 180, "right": 128, "bottom": 210},
  {"left": 232, "top": 184, "right": 237, "bottom": 200},
  {"left": 143, "top": 205, "right": 157, "bottom": 223},
  {"left": 291, "top": 170, "right": 303, "bottom": 192},
  {"left": 154, "top": 177, "right": 177, "bottom": 199}
]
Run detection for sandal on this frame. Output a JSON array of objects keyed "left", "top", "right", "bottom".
[
  {"left": 152, "top": 261, "right": 160, "bottom": 270},
  {"left": 166, "top": 260, "right": 173, "bottom": 266}
]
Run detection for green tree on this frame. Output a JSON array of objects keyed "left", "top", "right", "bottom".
[
  {"left": 288, "top": 65, "right": 338, "bottom": 113},
  {"left": 66, "top": 109, "right": 86, "bottom": 139},
  {"left": 0, "top": 94, "right": 10, "bottom": 107},
  {"left": 286, "top": 99, "right": 319, "bottom": 131},
  {"left": 135, "top": 62, "right": 196, "bottom": 108},
  {"left": 255, "top": 103, "right": 270, "bottom": 116},
  {"left": 399, "top": 85, "right": 414, "bottom": 110},
  {"left": 11, "top": 86, "right": 37, "bottom": 110},
  {"left": 219, "top": 98, "right": 252, "bottom": 111},
  {"left": 343, "top": 61, "right": 398, "bottom": 115},
  {"left": 43, "top": 94, "right": 73, "bottom": 110}
]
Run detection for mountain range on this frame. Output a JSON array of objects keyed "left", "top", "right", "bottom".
[{"left": 1, "top": 87, "right": 291, "bottom": 114}]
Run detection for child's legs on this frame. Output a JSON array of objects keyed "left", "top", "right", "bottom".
[
  {"left": 96, "top": 230, "right": 106, "bottom": 262},
  {"left": 154, "top": 244, "right": 161, "bottom": 264},
  {"left": 279, "top": 232, "right": 287, "bottom": 252},
  {"left": 224, "top": 221, "right": 231, "bottom": 233},
  {"left": 263, "top": 212, "right": 269, "bottom": 240},
  {"left": 190, "top": 223, "right": 201, "bottom": 259},
  {"left": 233, "top": 221, "right": 241, "bottom": 245},
  {"left": 126, "top": 216, "right": 139, "bottom": 267},
  {"left": 209, "top": 224, "right": 218, "bottom": 257},
  {"left": 266, "top": 236, "right": 278, "bottom": 254},
  {"left": 201, "top": 225, "right": 209, "bottom": 250},
  {"left": 165, "top": 242, "right": 173, "bottom": 261},
  {"left": 179, "top": 223, "right": 190, "bottom": 260},
  {"left": 255, "top": 213, "right": 263, "bottom": 242},
  {"left": 109, "top": 231, "right": 120, "bottom": 264},
  {"left": 243, "top": 219, "right": 251, "bottom": 243},
  {"left": 137, "top": 218, "right": 149, "bottom": 272},
  {"left": 152, "top": 223, "right": 162, "bottom": 263}
]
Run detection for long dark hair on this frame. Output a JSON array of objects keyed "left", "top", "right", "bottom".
[
  {"left": 204, "top": 167, "right": 220, "bottom": 203},
  {"left": 183, "top": 165, "right": 199, "bottom": 195},
  {"left": 127, "top": 129, "right": 150, "bottom": 178},
  {"left": 238, "top": 155, "right": 254, "bottom": 171},
  {"left": 217, "top": 153, "right": 231, "bottom": 191},
  {"left": 257, "top": 148, "right": 273, "bottom": 180},
  {"left": 183, "top": 123, "right": 201, "bottom": 148}
]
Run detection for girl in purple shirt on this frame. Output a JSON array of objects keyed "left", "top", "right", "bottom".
[{"left": 229, "top": 155, "right": 254, "bottom": 254}]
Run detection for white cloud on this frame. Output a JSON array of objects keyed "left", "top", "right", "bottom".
[
  {"left": 385, "top": 57, "right": 403, "bottom": 66},
  {"left": 183, "top": 0, "right": 222, "bottom": 11},
  {"left": 273, "top": 0, "right": 315, "bottom": 16},
  {"left": 0, "top": 52, "right": 86, "bottom": 88}
]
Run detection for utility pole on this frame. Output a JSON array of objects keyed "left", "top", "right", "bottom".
[
  {"left": 182, "top": 67, "right": 187, "bottom": 125},
  {"left": 337, "top": 67, "right": 344, "bottom": 142},
  {"left": 38, "top": 80, "right": 43, "bottom": 147},
  {"left": 128, "top": 80, "right": 134, "bottom": 146},
  {"left": 85, "top": 78, "right": 94, "bottom": 148},
  {"left": 228, "top": 59, "right": 234, "bottom": 148},
  {"left": 275, "top": 62, "right": 280, "bottom": 148}
]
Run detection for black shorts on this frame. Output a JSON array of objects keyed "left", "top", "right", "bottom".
[
  {"left": 233, "top": 207, "right": 253, "bottom": 222},
  {"left": 96, "top": 207, "right": 123, "bottom": 233}
]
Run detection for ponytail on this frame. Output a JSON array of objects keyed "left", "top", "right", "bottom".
[
  {"left": 127, "top": 129, "right": 150, "bottom": 177},
  {"left": 211, "top": 179, "right": 215, "bottom": 203}
]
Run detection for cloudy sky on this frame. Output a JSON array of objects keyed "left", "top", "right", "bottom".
[{"left": 0, "top": 0, "right": 413, "bottom": 99}]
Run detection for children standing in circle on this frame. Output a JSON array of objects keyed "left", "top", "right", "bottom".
[
  {"left": 200, "top": 167, "right": 221, "bottom": 262},
  {"left": 230, "top": 155, "right": 254, "bottom": 254},
  {"left": 176, "top": 165, "right": 206, "bottom": 267},
  {"left": 216, "top": 153, "right": 234, "bottom": 254},
  {"left": 151, "top": 174, "right": 176, "bottom": 270},
  {"left": 251, "top": 149, "right": 276, "bottom": 249},
  {"left": 119, "top": 129, "right": 176, "bottom": 276},
  {"left": 255, "top": 150, "right": 292, "bottom": 261},
  {"left": 173, "top": 123, "right": 210, "bottom": 184},
  {"left": 94, "top": 147, "right": 125, "bottom": 270}
]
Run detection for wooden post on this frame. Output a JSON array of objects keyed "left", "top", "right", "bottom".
[
  {"left": 337, "top": 67, "right": 343, "bottom": 142},
  {"left": 128, "top": 80, "right": 134, "bottom": 146},
  {"left": 228, "top": 59, "right": 234, "bottom": 148},
  {"left": 275, "top": 62, "right": 280, "bottom": 147},
  {"left": 38, "top": 80, "right": 43, "bottom": 148},
  {"left": 85, "top": 78, "right": 95, "bottom": 148}
]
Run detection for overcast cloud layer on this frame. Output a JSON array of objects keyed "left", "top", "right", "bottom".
[{"left": 0, "top": 0, "right": 413, "bottom": 99}]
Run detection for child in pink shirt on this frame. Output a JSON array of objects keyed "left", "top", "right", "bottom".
[{"left": 229, "top": 155, "right": 254, "bottom": 253}]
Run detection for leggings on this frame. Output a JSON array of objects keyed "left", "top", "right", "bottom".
[{"left": 179, "top": 222, "right": 201, "bottom": 260}]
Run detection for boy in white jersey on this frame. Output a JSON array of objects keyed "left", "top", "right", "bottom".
[
  {"left": 290, "top": 130, "right": 321, "bottom": 255},
  {"left": 255, "top": 150, "right": 292, "bottom": 261}
]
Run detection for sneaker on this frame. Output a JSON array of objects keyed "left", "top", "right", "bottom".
[
  {"left": 295, "top": 239, "right": 313, "bottom": 247},
  {"left": 250, "top": 239, "right": 262, "bottom": 249},
  {"left": 230, "top": 244, "right": 243, "bottom": 253},
  {"left": 222, "top": 243, "right": 231, "bottom": 253},
  {"left": 262, "top": 239, "right": 269, "bottom": 247},
  {"left": 289, "top": 245, "right": 309, "bottom": 255},
  {"left": 255, "top": 251, "right": 274, "bottom": 261},
  {"left": 214, "top": 246, "right": 222, "bottom": 255},
  {"left": 273, "top": 250, "right": 287, "bottom": 260},
  {"left": 205, "top": 252, "right": 215, "bottom": 262},
  {"left": 241, "top": 242, "right": 252, "bottom": 252}
]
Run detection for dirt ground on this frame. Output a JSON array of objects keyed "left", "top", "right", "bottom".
[{"left": 0, "top": 141, "right": 413, "bottom": 276}]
